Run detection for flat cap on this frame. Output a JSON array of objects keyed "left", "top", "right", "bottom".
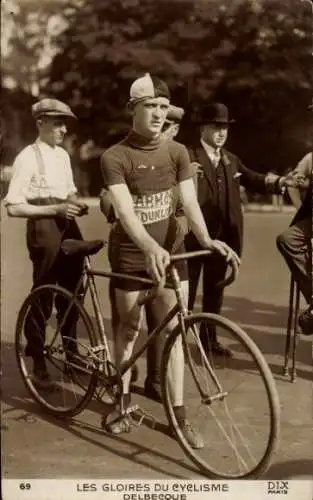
[
  {"left": 166, "top": 105, "right": 185, "bottom": 123},
  {"left": 32, "top": 98, "right": 77, "bottom": 119}
]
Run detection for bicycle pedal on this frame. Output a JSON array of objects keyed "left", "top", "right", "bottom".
[
  {"left": 128, "top": 406, "right": 158, "bottom": 429},
  {"left": 124, "top": 404, "right": 140, "bottom": 416}
]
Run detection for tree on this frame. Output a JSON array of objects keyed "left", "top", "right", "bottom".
[
  {"left": 47, "top": 0, "right": 311, "bottom": 163},
  {"left": 3, "top": 0, "right": 311, "bottom": 190},
  {"left": 1, "top": 0, "right": 82, "bottom": 95}
]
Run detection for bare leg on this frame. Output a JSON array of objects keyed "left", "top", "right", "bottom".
[
  {"left": 149, "top": 280, "right": 203, "bottom": 448},
  {"left": 114, "top": 288, "right": 145, "bottom": 395},
  {"left": 149, "top": 281, "right": 189, "bottom": 406}
]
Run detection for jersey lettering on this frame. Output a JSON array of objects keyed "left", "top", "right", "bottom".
[{"left": 133, "top": 189, "right": 173, "bottom": 224}]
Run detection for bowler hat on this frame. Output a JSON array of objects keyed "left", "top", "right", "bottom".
[
  {"left": 196, "top": 102, "right": 235, "bottom": 125},
  {"left": 32, "top": 98, "right": 77, "bottom": 119}
]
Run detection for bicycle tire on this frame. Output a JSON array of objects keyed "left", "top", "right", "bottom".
[
  {"left": 15, "top": 284, "right": 98, "bottom": 418},
  {"left": 161, "top": 313, "right": 280, "bottom": 479}
]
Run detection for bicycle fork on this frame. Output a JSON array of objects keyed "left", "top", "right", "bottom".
[{"left": 170, "top": 266, "right": 228, "bottom": 405}]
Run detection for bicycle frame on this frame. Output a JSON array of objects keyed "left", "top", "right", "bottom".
[
  {"left": 78, "top": 257, "right": 186, "bottom": 371},
  {"left": 63, "top": 254, "right": 224, "bottom": 396}
]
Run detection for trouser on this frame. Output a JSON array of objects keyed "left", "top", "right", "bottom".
[
  {"left": 276, "top": 217, "right": 312, "bottom": 304},
  {"left": 185, "top": 231, "right": 229, "bottom": 347},
  {"left": 109, "top": 280, "right": 161, "bottom": 385},
  {"left": 24, "top": 216, "right": 84, "bottom": 359}
]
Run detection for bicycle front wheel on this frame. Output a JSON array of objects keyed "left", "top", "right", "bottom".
[
  {"left": 161, "top": 313, "right": 280, "bottom": 479},
  {"left": 15, "top": 284, "right": 98, "bottom": 418}
]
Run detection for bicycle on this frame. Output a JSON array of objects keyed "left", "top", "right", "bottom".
[{"left": 15, "top": 239, "right": 280, "bottom": 479}]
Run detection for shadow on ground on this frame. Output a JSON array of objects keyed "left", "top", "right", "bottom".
[
  {"left": 265, "top": 459, "right": 313, "bottom": 479},
  {"left": 1, "top": 295, "right": 312, "bottom": 479},
  {"left": 1, "top": 341, "right": 198, "bottom": 479}
]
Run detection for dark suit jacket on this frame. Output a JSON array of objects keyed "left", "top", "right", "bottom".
[{"left": 188, "top": 143, "right": 280, "bottom": 256}]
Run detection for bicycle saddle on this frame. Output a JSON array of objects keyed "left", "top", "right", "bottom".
[{"left": 61, "top": 239, "right": 105, "bottom": 256}]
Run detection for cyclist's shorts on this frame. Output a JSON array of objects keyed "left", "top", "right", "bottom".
[{"left": 109, "top": 242, "right": 188, "bottom": 291}]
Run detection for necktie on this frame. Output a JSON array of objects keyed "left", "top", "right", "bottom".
[{"left": 212, "top": 149, "right": 221, "bottom": 167}]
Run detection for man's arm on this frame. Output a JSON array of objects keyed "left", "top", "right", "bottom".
[
  {"left": 99, "top": 188, "right": 116, "bottom": 223},
  {"left": 6, "top": 202, "right": 82, "bottom": 219},
  {"left": 228, "top": 153, "right": 283, "bottom": 194},
  {"left": 282, "top": 153, "right": 312, "bottom": 190},
  {"left": 5, "top": 147, "right": 85, "bottom": 219}
]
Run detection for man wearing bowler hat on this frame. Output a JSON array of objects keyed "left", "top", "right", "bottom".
[
  {"left": 4, "top": 98, "right": 90, "bottom": 387},
  {"left": 185, "top": 102, "right": 286, "bottom": 356}
]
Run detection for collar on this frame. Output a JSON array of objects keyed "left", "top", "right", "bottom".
[
  {"left": 200, "top": 138, "right": 221, "bottom": 161},
  {"left": 36, "top": 138, "right": 58, "bottom": 151},
  {"left": 126, "top": 129, "right": 161, "bottom": 151}
]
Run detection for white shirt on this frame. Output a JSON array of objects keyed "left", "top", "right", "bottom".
[
  {"left": 4, "top": 139, "right": 77, "bottom": 205},
  {"left": 200, "top": 138, "right": 221, "bottom": 167},
  {"left": 293, "top": 152, "right": 312, "bottom": 178}
]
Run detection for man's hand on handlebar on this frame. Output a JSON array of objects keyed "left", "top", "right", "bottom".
[
  {"left": 207, "top": 239, "right": 241, "bottom": 269},
  {"left": 144, "top": 245, "right": 171, "bottom": 284}
]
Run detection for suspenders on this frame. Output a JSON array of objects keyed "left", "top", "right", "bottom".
[{"left": 32, "top": 143, "right": 47, "bottom": 202}]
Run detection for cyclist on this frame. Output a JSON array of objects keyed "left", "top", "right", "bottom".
[
  {"left": 100, "top": 74, "right": 240, "bottom": 448},
  {"left": 4, "top": 98, "right": 89, "bottom": 389},
  {"left": 100, "top": 104, "right": 187, "bottom": 403}
]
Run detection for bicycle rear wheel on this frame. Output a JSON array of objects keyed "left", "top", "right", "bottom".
[
  {"left": 15, "top": 284, "right": 98, "bottom": 418},
  {"left": 161, "top": 313, "right": 280, "bottom": 479}
]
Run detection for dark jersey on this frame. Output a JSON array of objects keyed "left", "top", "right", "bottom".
[{"left": 101, "top": 130, "right": 192, "bottom": 273}]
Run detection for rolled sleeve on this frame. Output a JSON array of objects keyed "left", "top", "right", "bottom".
[
  {"left": 293, "top": 153, "right": 312, "bottom": 178},
  {"left": 3, "top": 155, "right": 34, "bottom": 206},
  {"left": 63, "top": 150, "right": 77, "bottom": 197}
]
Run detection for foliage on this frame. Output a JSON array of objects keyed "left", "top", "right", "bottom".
[
  {"left": 2, "top": 0, "right": 312, "bottom": 192},
  {"left": 1, "top": 0, "right": 82, "bottom": 94}
]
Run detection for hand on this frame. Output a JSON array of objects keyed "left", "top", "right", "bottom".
[
  {"left": 57, "top": 203, "right": 82, "bottom": 220},
  {"left": 207, "top": 239, "right": 241, "bottom": 275},
  {"left": 144, "top": 246, "right": 171, "bottom": 284},
  {"left": 190, "top": 162, "right": 202, "bottom": 176},
  {"left": 72, "top": 199, "right": 89, "bottom": 215},
  {"left": 280, "top": 173, "right": 309, "bottom": 189},
  {"left": 265, "top": 172, "right": 280, "bottom": 184},
  {"left": 78, "top": 203, "right": 89, "bottom": 216}
]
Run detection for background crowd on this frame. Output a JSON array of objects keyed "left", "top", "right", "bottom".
[{"left": 1, "top": 0, "right": 312, "bottom": 200}]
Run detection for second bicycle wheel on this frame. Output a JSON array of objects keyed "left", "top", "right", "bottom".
[
  {"left": 161, "top": 313, "right": 280, "bottom": 479},
  {"left": 15, "top": 284, "right": 98, "bottom": 418}
]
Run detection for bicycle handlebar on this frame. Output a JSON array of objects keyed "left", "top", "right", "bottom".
[{"left": 137, "top": 249, "right": 238, "bottom": 306}]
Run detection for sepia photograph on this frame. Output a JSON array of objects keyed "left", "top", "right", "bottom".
[{"left": 1, "top": 0, "right": 312, "bottom": 498}]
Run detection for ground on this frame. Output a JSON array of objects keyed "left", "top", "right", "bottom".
[{"left": 1, "top": 207, "right": 312, "bottom": 484}]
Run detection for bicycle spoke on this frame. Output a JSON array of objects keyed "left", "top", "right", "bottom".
[
  {"left": 162, "top": 313, "right": 279, "bottom": 479},
  {"left": 16, "top": 285, "right": 98, "bottom": 417}
]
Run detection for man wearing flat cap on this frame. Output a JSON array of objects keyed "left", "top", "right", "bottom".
[
  {"left": 185, "top": 102, "right": 288, "bottom": 356},
  {"left": 4, "top": 98, "right": 89, "bottom": 387},
  {"left": 161, "top": 104, "right": 185, "bottom": 141}
]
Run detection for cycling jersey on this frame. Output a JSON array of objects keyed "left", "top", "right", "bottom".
[{"left": 101, "top": 130, "right": 192, "bottom": 285}]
